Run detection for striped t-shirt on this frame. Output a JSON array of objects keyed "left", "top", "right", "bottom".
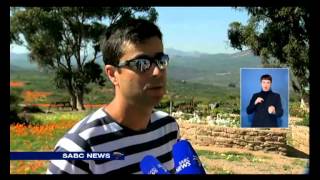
[{"left": 46, "top": 108, "right": 180, "bottom": 174}]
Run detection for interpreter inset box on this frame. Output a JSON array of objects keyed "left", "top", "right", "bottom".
[{"left": 240, "top": 68, "right": 289, "bottom": 128}]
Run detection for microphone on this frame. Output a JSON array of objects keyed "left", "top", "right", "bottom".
[
  {"left": 172, "top": 139, "right": 206, "bottom": 174},
  {"left": 140, "top": 155, "right": 170, "bottom": 174}
]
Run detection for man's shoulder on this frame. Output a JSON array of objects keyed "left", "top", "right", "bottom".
[
  {"left": 252, "top": 92, "right": 261, "bottom": 97},
  {"left": 54, "top": 108, "right": 120, "bottom": 150},
  {"left": 270, "top": 91, "right": 281, "bottom": 97},
  {"left": 150, "top": 110, "right": 179, "bottom": 134},
  {"left": 151, "top": 110, "right": 177, "bottom": 123},
  {"left": 66, "top": 108, "right": 112, "bottom": 135}
]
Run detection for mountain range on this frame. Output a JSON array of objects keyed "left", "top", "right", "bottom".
[{"left": 10, "top": 48, "right": 262, "bottom": 87}]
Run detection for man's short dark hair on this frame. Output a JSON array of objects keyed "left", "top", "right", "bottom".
[
  {"left": 100, "top": 18, "right": 163, "bottom": 66},
  {"left": 260, "top": 74, "right": 272, "bottom": 82}
]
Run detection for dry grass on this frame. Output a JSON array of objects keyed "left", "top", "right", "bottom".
[{"left": 195, "top": 145, "right": 308, "bottom": 174}]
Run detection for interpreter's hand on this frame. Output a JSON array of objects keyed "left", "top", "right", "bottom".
[
  {"left": 268, "top": 105, "right": 276, "bottom": 114},
  {"left": 254, "top": 97, "right": 264, "bottom": 105}
]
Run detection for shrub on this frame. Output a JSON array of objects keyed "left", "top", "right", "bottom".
[
  {"left": 228, "top": 83, "right": 236, "bottom": 88},
  {"left": 22, "top": 106, "right": 45, "bottom": 113},
  {"left": 156, "top": 98, "right": 171, "bottom": 109},
  {"left": 295, "top": 114, "right": 309, "bottom": 126},
  {"left": 232, "top": 108, "right": 240, "bottom": 114},
  {"left": 10, "top": 89, "right": 23, "bottom": 114},
  {"left": 210, "top": 108, "right": 225, "bottom": 116},
  {"left": 290, "top": 102, "right": 308, "bottom": 118},
  {"left": 10, "top": 89, "right": 24, "bottom": 125},
  {"left": 10, "top": 89, "right": 42, "bottom": 125},
  {"left": 10, "top": 111, "right": 25, "bottom": 125}
]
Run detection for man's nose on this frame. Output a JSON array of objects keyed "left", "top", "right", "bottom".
[{"left": 151, "top": 64, "right": 164, "bottom": 77}]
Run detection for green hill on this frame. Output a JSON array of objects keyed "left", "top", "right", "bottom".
[
  {"left": 10, "top": 49, "right": 262, "bottom": 88},
  {"left": 167, "top": 49, "right": 262, "bottom": 87}
]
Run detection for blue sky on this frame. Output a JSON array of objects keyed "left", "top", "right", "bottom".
[
  {"left": 155, "top": 7, "right": 249, "bottom": 54},
  {"left": 10, "top": 7, "right": 249, "bottom": 54}
]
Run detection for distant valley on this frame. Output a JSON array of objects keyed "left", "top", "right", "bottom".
[{"left": 10, "top": 48, "right": 262, "bottom": 88}]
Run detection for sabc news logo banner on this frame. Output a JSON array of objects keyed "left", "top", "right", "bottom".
[{"left": 10, "top": 152, "right": 125, "bottom": 160}]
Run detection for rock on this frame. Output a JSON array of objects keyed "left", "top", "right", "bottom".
[
  {"left": 247, "top": 131, "right": 259, "bottom": 136},
  {"left": 277, "top": 136, "right": 286, "bottom": 142},
  {"left": 254, "top": 136, "right": 265, "bottom": 141},
  {"left": 244, "top": 135, "right": 253, "bottom": 141},
  {"left": 264, "top": 147, "right": 277, "bottom": 152},
  {"left": 226, "top": 128, "right": 237, "bottom": 134},
  {"left": 278, "top": 147, "right": 287, "bottom": 153},
  {"left": 279, "top": 152, "right": 287, "bottom": 156}
]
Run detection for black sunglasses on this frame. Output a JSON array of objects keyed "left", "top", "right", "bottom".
[{"left": 116, "top": 53, "right": 169, "bottom": 73}]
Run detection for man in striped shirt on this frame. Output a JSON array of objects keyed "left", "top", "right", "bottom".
[{"left": 47, "top": 18, "right": 180, "bottom": 174}]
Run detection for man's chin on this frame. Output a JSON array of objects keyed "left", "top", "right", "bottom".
[
  {"left": 146, "top": 88, "right": 165, "bottom": 97},
  {"left": 147, "top": 94, "right": 164, "bottom": 106},
  {"left": 142, "top": 88, "right": 166, "bottom": 105},
  {"left": 151, "top": 94, "right": 164, "bottom": 103}
]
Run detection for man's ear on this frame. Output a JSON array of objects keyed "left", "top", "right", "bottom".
[{"left": 105, "top": 65, "right": 119, "bottom": 86}]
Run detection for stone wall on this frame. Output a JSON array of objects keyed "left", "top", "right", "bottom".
[
  {"left": 177, "top": 120, "right": 288, "bottom": 155},
  {"left": 291, "top": 125, "right": 309, "bottom": 154}
]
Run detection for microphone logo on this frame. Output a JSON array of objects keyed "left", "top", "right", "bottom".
[
  {"left": 175, "top": 157, "right": 191, "bottom": 173},
  {"left": 140, "top": 155, "right": 170, "bottom": 174},
  {"left": 193, "top": 155, "right": 203, "bottom": 168},
  {"left": 172, "top": 139, "right": 206, "bottom": 174},
  {"left": 149, "top": 168, "right": 159, "bottom": 174}
]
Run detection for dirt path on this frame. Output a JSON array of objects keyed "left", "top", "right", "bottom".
[{"left": 194, "top": 145, "right": 308, "bottom": 174}]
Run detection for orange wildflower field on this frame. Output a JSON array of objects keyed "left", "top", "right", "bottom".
[
  {"left": 22, "top": 90, "right": 52, "bottom": 103},
  {"left": 10, "top": 81, "right": 25, "bottom": 87},
  {"left": 10, "top": 114, "right": 80, "bottom": 174}
]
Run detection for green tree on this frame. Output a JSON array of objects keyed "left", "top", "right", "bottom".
[
  {"left": 227, "top": 7, "right": 310, "bottom": 103},
  {"left": 10, "top": 88, "right": 23, "bottom": 124},
  {"left": 10, "top": 7, "right": 158, "bottom": 110}
]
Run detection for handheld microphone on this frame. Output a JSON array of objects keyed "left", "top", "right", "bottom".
[
  {"left": 140, "top": 155, "right": 170, "bottom": 174},
  {"left": 172, "top": 139, "right": 206, "bottom": 174}
]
